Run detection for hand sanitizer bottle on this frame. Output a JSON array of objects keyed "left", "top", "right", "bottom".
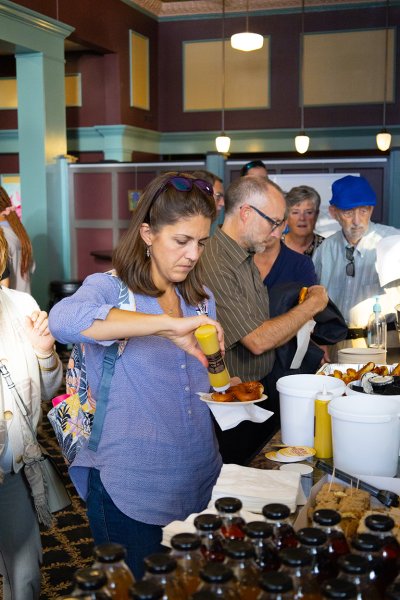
[{"left": 367, "top": 297, "right": 387, "bottom": 350}]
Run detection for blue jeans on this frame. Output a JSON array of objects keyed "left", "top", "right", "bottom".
[{"left": 86, "top": 468, "right": 165, "bottom": 579}]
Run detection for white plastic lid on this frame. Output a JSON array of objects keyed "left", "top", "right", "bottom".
[{"left": 212, "top": 383, "right": 231, "bottom": 392}]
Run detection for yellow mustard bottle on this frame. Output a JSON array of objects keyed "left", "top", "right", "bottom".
[
  {"left": 194, "top": 324, "right": 230, "bottom": 391},
  {"left": 314, "top": 386, "right": 333, "bottom": 459}
]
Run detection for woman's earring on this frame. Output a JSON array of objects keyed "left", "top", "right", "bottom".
[{"left": 146, "top": 245, "right": 151, "bottom": 258}]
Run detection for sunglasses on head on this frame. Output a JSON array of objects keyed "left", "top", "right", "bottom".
[
  {"left": 346, "top": 246, "right": 355, "bottom": 277},
  {"left": 241, "top": 160, "right": 266, "bottom": 176},
  {"left": 145, "top": 175, "right": 214, "bottom": 221}
]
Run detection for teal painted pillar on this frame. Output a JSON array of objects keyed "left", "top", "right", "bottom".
[
  {"left": 16, "top": 51, "right": 68, "bottom": 307},
  {"left": 206, "top": 152, "right": 226, "bottom": 183}
]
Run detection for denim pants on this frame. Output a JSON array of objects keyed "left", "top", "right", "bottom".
[{"left": 86, "top": 468, "right": 165, "bottom": 579}]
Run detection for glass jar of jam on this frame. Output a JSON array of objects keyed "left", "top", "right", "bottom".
[
  {"left": 296, "top": 527, "right": 335, "bottom": 584},
  {"left": 337, "top": 554, "right": 380, "bottom": 600},
  {"left": 279, "top": 547, "right": 322, "bottom": 600},
  {"left": 244, "top": 521, "right": 280, "bottom": 572},
  {"left": 225, "top": 540, "right": 260, "bottom": 600},
  {"left": 262, "top": 504, "right": 297, "bottom": 551},
  {"left": 170, "top": 533, "right": 205, "bottom": 596},
  {"left": 215, "top": 497, "right": 246, "bottom": 541},
  {"left": 258, "top": 572, "right": 294, "bottom": 600},
  {"left": 194, "top": 514, "right": 225, "bottom": 563},
  {"left": 312, "top": 509, "right": 350, "bottom": 568},
  {"left": 364, "top": 514, "right": 400, "bottom": 587}
]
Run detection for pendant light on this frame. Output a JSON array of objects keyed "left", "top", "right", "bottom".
[
  {"left": 294, "top": 0, "right": 310, "bottom": 154},
  {"left": 231, "top": 0, "right": 263, "bottom": 52},
  {"left": 216, "top": 0, "right": 231, "bottom": 154},
  {"left": 376, "top": 0, "right": 391, "bottom": 152}
]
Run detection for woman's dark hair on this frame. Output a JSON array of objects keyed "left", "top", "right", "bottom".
[
  {"left": 113, "top": 172, "right": 216, "bottom": 306},
  {"left": 0, "top": 187, "right": 33, "bottom": 278}
]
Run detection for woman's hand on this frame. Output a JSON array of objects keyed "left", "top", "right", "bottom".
[
  {"left": 25, "top": 310, "right": 56, "bottom": 354},
  {"left": 162, "top": 315, "right": 225, "bottom": 368}
]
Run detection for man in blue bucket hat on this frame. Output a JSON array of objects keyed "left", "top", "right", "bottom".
[{"left": 312, "top": 175, "right": 400, "bottom": 360}]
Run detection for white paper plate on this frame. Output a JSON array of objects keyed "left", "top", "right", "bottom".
[
  {"left": 198, "top": 393, "right": 267, "bottom": 406},
  {"left": 280, "top": 463, "right": 314, "bottom": 475}
]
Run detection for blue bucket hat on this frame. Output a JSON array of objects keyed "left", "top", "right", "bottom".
[{"left": 329, "top": 175, "right": 376, "bottom": 210}]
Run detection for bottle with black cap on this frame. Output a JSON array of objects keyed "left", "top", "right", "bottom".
[
  {"left": 224, "top": 540, "right": 259, "bottom": 600},
  {"left": 258, "top": 572, "right": 294, "bottom": 600},
  {"left": 262, "top": 504, "right": 297, "bottom": 551},
  {"left": 198, "top": 563, "right": 241, "bottom": 600},
  {"left": 312, "top": 509, "right": 350, "bottom": 567},
  {"left": 215, "top": 497, "right": 246, "bottom": 541},
  {"left": 129, "top": 580, "right": 164, "bottom": 600},
  {"left": 351, "top": 533, "right": 385, "bottom": 596},
  {"left": 320, "top": 579, "right": 357, "bottom": 600},
  {"left": 70, "top": 567, "right": 112, "bottom": 598},
  {"left": 244, "top": 521, "right": 279, "bottom": 572},
  {"left": 194, "top": 514, "right": 225, "bottom": 563},
  {"left": 337, "top": 554, "right": 380, "bottom": 600},
  {"left": 296, "top": 528, "right": 335, "bottom": 584},
  {"left": 170, "top": 533, "right": 205, "bottom": 596},
  {"left": 279, "top": 547, "right": 321, "bottom": 600},
  {"left": 93, "top": 543, "right": 135, "bottom": 599},
  {"left": 143, "top": 554, "right": 186, "bottom": 600},
  {"left": 364, "top": 514, "right": 400, "bottom": 587}
]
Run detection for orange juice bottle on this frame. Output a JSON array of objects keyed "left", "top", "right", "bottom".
[{"left": 194, "top": 325, "right": 230, "bottom": 391}]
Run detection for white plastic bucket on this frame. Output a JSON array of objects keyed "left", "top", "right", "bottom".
[
  {"left": 276, "top": 374, "right": 346, "bottom": 447},
  {"left": 337, "top": 347, "right": 387, "bottom": 364},
  {"left": 328, "top": 395, "right": 400, "bottom": 477}
]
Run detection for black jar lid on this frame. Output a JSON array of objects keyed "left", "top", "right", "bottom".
[
  {"left": 74, "top": 568, "right": 108, "bottom": 591},
  {"left": 338, "top": 554, "right": 369, "bottom": 575},
  {"left": 129, "top": 581, "right": 164, "bottom": 600},
  {"left": 225, "top": 540, "right": 255, "bottom": 559},
  {"left": 279, "top": 547, "right": 312, "bottom": 567},
  {"left": 321, "top": 579, "right": 357, "bottom": 599},
  {"left": 244, "top": 521, "right": 273, "bottom": 539},
  {"left": 259, "top": 572, "right": 293, "bottom": 593},
  {"left": 144, "top": 553, "right": 177, "bottom": 574},
  {"left": 94, "top": 542, "right": 127, "bottom": 563},
  {"left": 194, "top": 514, "right": 223, "bottom": 531},
  {"left": 296, "top": 527, "right": 328, "bottom": 546},
  {"left": 262, "top": 503, "right": 290, "bottom": 520},
  {"left": 351, "top": 533, "right": 383, "bottom": 552},
  {"left": 199, "top": 563, "right": 234, "bottom": 584},
  {"left": 313, "top": 509, "right": 341, "bottom": 527},
  {"left": 214, "top": 497, "right": 242, "bottom": 513},
  {"left": 365, "top": 513, "right": 395, "bottom": 532},
  {"left": 171, "top": 533, "right": 201, "bottom": 551}
]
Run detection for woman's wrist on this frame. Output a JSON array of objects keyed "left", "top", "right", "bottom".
[{"left": 34, "top": 346, "right": 56, "bottom": 360}]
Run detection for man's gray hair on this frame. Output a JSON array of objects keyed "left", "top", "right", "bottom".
[{"left": 225, "top": 176, "right": 285, "bottom": 217}]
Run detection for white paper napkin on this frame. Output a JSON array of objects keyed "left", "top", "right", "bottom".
[
  {"left": 162, "top": 507, "right": 258, "bottom": 548},
  {"left": 376, "top": 235, "right": 400, "bottom": 287},
  {"left": 210, "top": 463, "right": 302, "bottom": 513},
  {"left": 290, "top": 319, "right": 316, "bottom": 369},
  {"left": 209, "top": 403, "right": 274, "bottom": 431}
]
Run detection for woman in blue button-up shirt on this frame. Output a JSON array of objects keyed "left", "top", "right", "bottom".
[{"left": 49, "top": 172, "right": 225, "bottom": 578}]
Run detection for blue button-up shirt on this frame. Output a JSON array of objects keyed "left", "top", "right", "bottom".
[{"left": 49, "top": 273, "right": 222, "bottom": 526}]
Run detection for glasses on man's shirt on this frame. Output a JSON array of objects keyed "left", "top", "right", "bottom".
[
  {"left": 248, "top": 205, "right": 285, "bottom": 232},
  {"left": 346, "top": 246, "right": 355, "bottom": 277}
]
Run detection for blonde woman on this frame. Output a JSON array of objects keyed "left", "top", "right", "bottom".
[
  {"left": 0, "top": 186, "right": 34, "bottom": 292},
  {"left": 0, "top": 228, "right": 62, "bottom": 599}
]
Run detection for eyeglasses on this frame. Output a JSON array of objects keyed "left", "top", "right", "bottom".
[
  {"left": 346, "top": 246, "right": 355, "bottom": 277},
  {"left": 248, "top": 205, "right": 285, "bottom": 232},
  {"left": 214, "top": 192, "right": 224, "bottom": 200}
]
